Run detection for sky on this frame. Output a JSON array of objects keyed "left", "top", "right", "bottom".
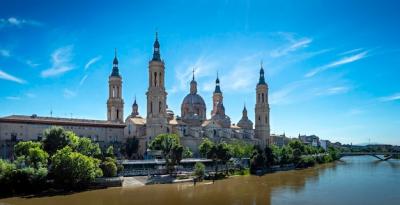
[{"left": 0, "top": 0, "right": 400, "bottom": 145}]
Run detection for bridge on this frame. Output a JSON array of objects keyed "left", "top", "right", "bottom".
[{"left": 340, "top": 152, "right": 399, "bottom": 161}]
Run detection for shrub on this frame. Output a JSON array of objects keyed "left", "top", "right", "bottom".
[
  {"left": 100, "top": 157, "right": 118, "bottom": 177},
  {"left": 51, "top": 146, "right": 102, "bottom": 189},
  {"left": 194, "top": 162, "right": 205, "bottom": 179},
  {"left": 298, "top": 156, "right": 316, "bottom": 168}
]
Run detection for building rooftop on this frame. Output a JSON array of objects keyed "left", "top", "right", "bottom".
[{"left": 0, "top": 115, "right": 125, "bottom": 128}]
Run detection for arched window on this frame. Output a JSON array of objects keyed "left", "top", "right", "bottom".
[
  {"left": 262, "top": 93, "right": 264, "bottom": 103},
  {"left": 258, "top": 93, "right": 260, "bottom": 103},
  {"left": 112, "top": 86, "right": 115, "bottom": 97},
  {"left": 159, "top": 72, "right": 162, "bottom": 87},
  {"left": 258, "top": 115, "right": 261, "bottom": 121},
  {"left": 154, "top": 72, "right": 157, "bottom": 86},
  {"left": 116, "top": 109, "right": 119, "bottom": 119},
  {"left": 159, "top": 101, "right": 162, "bottom": 113}
]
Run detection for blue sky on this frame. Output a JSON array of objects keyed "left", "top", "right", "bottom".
[{"left": 1, "top": 0, "right": 399, "bottom": 145}]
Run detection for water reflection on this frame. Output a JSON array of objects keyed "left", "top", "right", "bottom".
[{"left": 1, "top": 156, "right": 399, "bottom": 205}]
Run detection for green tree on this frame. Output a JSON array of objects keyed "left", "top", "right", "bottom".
[
  {"left": 51, "top": 146, "right": 102, "bottom": 188},
  {"left": 43, "top": 127, "right": 75, "bottom": 155},
  {"left": 288, "top": 140, "right": 305, "bottom": 154},
  {"left": 14, "top": 141, "right": 42, "bottom": 157},
  {"left": 250, "top": 146, "right": 265, "bottom": 174},
  {"left": 75, "top": 137, "right": 101, "bottom": 158},
  {"left": 125, "top": 137, "right": 139, "bottom": 159},
  {"left": 183, "top": 146, "right": 193, "bottom": 158},
  {"left": 264, "top": 145, "right": 275, "bottom": 167},
  {"left": 149, "top": 134, "right": 183, "bottom": 174},
  {"left": 199, "top": 138, "right": 214, "bottom": 158},
  {"left": 280, "top": 145, "right": 293, "bottom": 165},
  {"left": 104, "top": 145, "right": 115, "bottom": 159},
  {"left": 100, "top": 157, "right": 118, "bottom": 177},
  {"left": 194, "top": 162, "right": 205, "bottom": 179}
]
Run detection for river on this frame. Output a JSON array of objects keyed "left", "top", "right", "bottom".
[{"left": 1, "top": 156, "right": 399, "bottom": 205}]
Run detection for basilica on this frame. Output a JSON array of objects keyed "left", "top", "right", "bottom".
[
  {"left": 110, "top": 33, "right": 271, "bottom": 155},
  {"left": 0, "top": 33, "right": 270, "bottom": 159}
]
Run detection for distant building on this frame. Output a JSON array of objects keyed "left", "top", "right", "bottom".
[
  {"left": 298, "top": 134, "right": 320, "bottom": 147},
  {"left": 319, "top": 140, "right": 331, "bottom": 150},
  {"left": 270, "top": 133, "right": 291, "bottom": 147}
]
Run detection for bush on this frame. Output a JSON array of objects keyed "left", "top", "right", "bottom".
[
  {"left": 100, "top": 157, "right": 118, "bottom": 177},
  {"left": 51, "top": 146, "right": 102, "bottom": 189},
  {"left": 298, "top": 156, "right": 316, "bottom": 168},
  {"left": 194, "top": 162, "right": 205, "bottom": 179}
]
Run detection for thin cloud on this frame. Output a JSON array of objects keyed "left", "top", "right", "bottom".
[
  {"left": 315, "top": 86, "right": 351, "bottom": 96},
  {"left": 84, "top": 56, "right": 102, "bottom": 70},
  {"left": 79, "top": 74, "right": 88, "bottom": 86},
  {"left": 0, "top": 17, "right": 42, "bottom": 28},
  {"left": 26, "top": 60, "right": 39, "bottom": 67},
  {"left": 41, "top": 45, "right": 74, "bottom": 77},
  {"left": 63, "top": 88, "right": 77, "bottom": 99},
  {"left": 305, "top": 51, "right": 368, "bottom": 78},
  {"left": 379, "top": 93, "right": 400, "bottom": 102},
  {"left": 0, "top": 69, "right": 26, "bottom": 84},
  {"left": 270, "top": 38, "right": 312, "bottom": 58},
  {"left": 339, "top": 48, "right": 363, "bottom": 56}
]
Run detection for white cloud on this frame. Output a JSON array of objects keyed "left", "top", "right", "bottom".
[
  {"left": 41, "top": 45, "right": 74, "bottom": 77},
  {"left": 270, "top": 80, "right": 307, "bottom": 105},
  {"left": 79, "top": 74, "right": 88, "bottom": 86},
  {"left": 0, "top": 49, "right": 10, "bottom": 57},
  {"left": 305, "top": 51, "right": 368, "bottom": 78},
  {"left": 63, "top": 89, "right": 77, "bottom": 99},
  {"left": 379, "top": 93, "right": 400, "bottom": 102},
  {"left": 85, "top": 56, "right": 102, "bottom": 70},
  {"left": 0, "top": 17, "right": 42, "bottom": 28},
  {"left": 315, "top": 86, "right": 351, "bottom": 96},
  {"left": 0, "top": 69, "right": 26, "bottom": 84},
  {"left": 339, "top": 48, "right": 363, "bottom": 56},
  {"left": 6, "top": 96, "right": 21, "bottom": 100},
  {"left": 270, "top": 38, "right": 312, "bottom": 58},
  {"left": 347, "top": 108, "right": 365, "bottom": 116}
]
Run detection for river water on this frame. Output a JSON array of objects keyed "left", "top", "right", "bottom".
[{"left": 1, "top": 156, "right": 400, "bottom": 205}]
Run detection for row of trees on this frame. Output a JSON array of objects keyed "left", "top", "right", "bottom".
[
  {"left": 250, "top": 140, "right": 341, "bottom": 173},
  {"left": 0, "top": 127, "right": 124, "bottom": 195}
]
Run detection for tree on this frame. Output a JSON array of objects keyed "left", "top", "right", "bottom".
[
  {"left": 75, "top": 137, "right": 101, "bottom": 158},
  {"left": 100, "top": 157, "right": 118, "bottom": 177},
  {"left": 194, "top": 162, "right": 205, "bottom": 179},
  {"left": 183, "top": 146, "right": 193, "bottom": 158},
  {"left": 264, "top": 145, "right": 275, "bottom": 167},
  {"left": 288, "top": 140, "right": 305, "bottom": 154},
  {"left": 14, "top": 141, "right": 49, "bottom": 168},
  {"left": 125, "top": 137, "right": 139, "bottom": 159},
  {"left": 280, "top": 145, "right": 293, "bottom": 165},
  {"left": 250, "top": 146, "right": 265, "bottom": 174},
  {"left": 14, "top": 141, "right": 42, "bottom": 157},
  {"left": 149, "top": 134, "right": 183, "bottom": 174},
  {"left": 104, "top": 145, "right": 115, "bottom": 159},
  {"left": 51, "top": 146, "right": 102, "bottom": 188},
  {"left": 199, "top": 138, "right": 214, "bottom": 158},
  {"left": 43, "top": 127, "right": 75, "bottom": 155}
]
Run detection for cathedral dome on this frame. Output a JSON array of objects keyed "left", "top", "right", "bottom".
[{"left": 181, "top": 93, "right": 206, "bottom": 125}]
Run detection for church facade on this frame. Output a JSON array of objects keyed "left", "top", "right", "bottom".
[{"left": 121, "top": 33, "right": 271, "bottom": 155}]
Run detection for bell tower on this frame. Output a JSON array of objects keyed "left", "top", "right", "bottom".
[
  {"left": 146, "top": 32, "right": 168, "bottom": 138},
  {"left": 107, "top": 49, "right": 124, "bottom": 123},
  {"left": 255, "top": 61, "right": 270, "bottom": 146}
]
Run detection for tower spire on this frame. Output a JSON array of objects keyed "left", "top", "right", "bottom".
[
  {"left": 214, "top": 72, "right": 221, "bottom": 93},
  {"left": 258, "top": 60, "right": 266, "bottom": 85},
  {"left": 152, "top": 32, "right": 161, "bottom": 61},
  {"left": 111, "top": 48, "right": 120, "bottom": 77}
]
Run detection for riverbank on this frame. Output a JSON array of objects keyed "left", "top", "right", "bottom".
[{"left": 3, "top": 156, "right": 398, "bottom": 205}]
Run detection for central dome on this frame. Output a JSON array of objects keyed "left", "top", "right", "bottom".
[{"left": 181, "top": 93, "right": 206, "bottom": 126}]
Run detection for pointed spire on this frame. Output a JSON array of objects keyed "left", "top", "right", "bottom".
[
  {"left": 192, "top": 68, "right": 195, "bottom": 81},
  {"left": 111, "top": 48, "right": 120, "bottom": 77},
  {"left": 258, "top": 60, "right": 266, "bottom": 85},
  {"left": 152, "top": 32, "right": 161, "bottom": 61},
  {"left": 190, "top": 68, "right": 197, "bottom": 94},
  {"left": 133, "top": 95, "right": 137, "bottom": 106},
  {"left": 214, "top": 72, "right": 221, "bottom": 93}
]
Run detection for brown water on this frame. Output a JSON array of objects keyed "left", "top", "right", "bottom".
[{"left": 1, "top": 156, "right": 400, "bottom": 205}]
